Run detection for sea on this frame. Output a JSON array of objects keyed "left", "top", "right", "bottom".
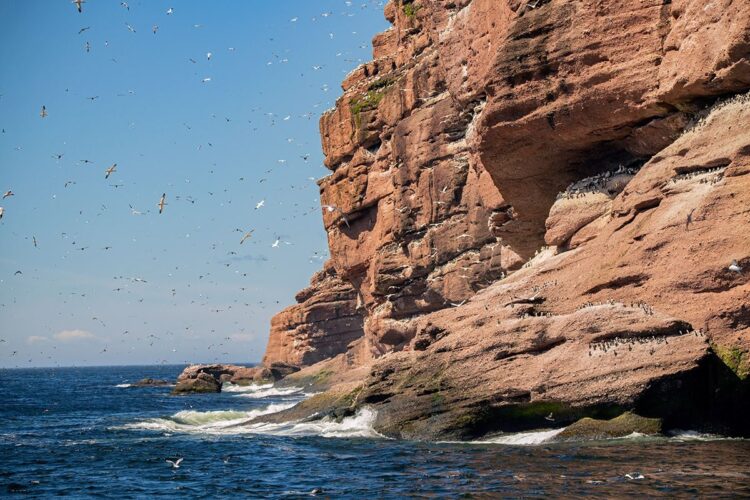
[{"left": 2, "top": 365, "right": 749, "bottom": 498}]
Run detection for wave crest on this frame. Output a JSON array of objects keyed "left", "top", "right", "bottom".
[
  {"left": 222, "top": 382, "right": 308, "bottom": 399},
  {"left": 121, "top": 406, "right": 382, "bottom": 438}
]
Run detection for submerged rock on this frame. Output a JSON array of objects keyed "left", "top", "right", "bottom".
[{"left": 131, "top": 378, "right": 171, "bottom": 387}]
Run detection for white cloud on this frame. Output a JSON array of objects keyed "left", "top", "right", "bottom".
[
  {"left": 26, "top": 335, "right": 49, "bottom": 344},
  {"left": 54, "top": 329, "right": 97, "bottom": 342}
]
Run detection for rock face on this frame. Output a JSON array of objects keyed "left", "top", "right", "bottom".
[
  {"left": 263, "top": 263, "right": 364, "bottom": 366},
  {"left": 259, "top": 0, "right": 750, "bottom": 439}
]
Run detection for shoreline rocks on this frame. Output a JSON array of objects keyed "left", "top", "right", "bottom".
[{"left": 172, "top": 362, "right": 301, "bottom": 394}]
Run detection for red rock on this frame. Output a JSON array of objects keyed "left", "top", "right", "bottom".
[{"left": 257, "top": 0, "right": 750, "bottom": 438}]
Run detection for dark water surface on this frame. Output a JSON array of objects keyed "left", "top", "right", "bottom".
[{"left": 2, "top": 366, "right": 749, "bottom": 498}]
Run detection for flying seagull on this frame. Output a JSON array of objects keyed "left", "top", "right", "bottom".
[
  {"left": 73, "top": 0, "right": 84, "bottom": 13},
  {"left": 2, "top": 190, "right": 13, "bottom": 199},
  {"left": 255, "top": 199, "right": 265, "bottom": 210},
  {"left": 104, "top": 164, "right": 117, "bottom": 179},
  {"left": 165, "top": 458, "right": 183, "bottom": 468},
  {"left": 728, "top": 260, "right": 742, "bottom": 273},
  {"left": 40, "top": 105, "right": 47, "bottom": 118},
  {"left": 240, "top": 230, "right": 254, "bottom": 245},
  {"left": 157, "top": 193, "right": 167, "bottom": 214},
  {"left": 0, "top": 207, "right": 4, "bottom": 220}
]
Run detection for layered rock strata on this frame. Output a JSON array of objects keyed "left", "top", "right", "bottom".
[{"left": 257, "top": 0, "right": 750, "bottom": 439}]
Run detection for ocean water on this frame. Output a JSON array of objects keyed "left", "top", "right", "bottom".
[{"left": 2, "top": 366, "right": 749, "bottom": 498}]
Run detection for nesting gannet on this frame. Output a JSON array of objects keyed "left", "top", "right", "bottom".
[
  {"left": 728, "top": 260, "right": 742, "bottom": 273},
  {"left": 322, "top": 204, "right": 350, "bottom": 228}
]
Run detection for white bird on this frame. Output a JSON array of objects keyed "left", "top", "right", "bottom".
[
  {"left": 206, "top": 52, "right": 212, "bottom": 60},
  {"left": 272, "top": 238, "right": 280, "bottom": 248},
  {"left": 201, "top": 77, "right": 212, "bottom": 83},
  {"left": 729, "top": 260, "right": 742, "bottom": 273},
  {"left": 104, "top": 164, "right": 117, "bottom": 179},
  {"left": 73, "top": 0, "right": 84, "bottom": 13},
  {"left": 157, "top": 193, "right": 167, "bottom": 214},
  {"left": 545, "top": 412, "right": 555, "bottom": 422},
  {"left": 322, "top": 204, "right": 350, "bottom": 228},
  {"left": 129, "top": 204, "right": 143, "bottom": 216},
  {"left": 625, "top": 473, "right": 644, "bottom": 480},
  {"left": 2, "top": 190, "right": 13, "bottom": 199},
  {"left": 166, "top": 7, "right": 174, "bottom": 15},
  {"left": 0, "top": 207, "right": 4, "bottom": 220},
  {"left": 166, "top": 458, "right": 183, "bottom": 468},
  {"left": 40, "top": 105, "right": 47, "bottom": 118},
  {"left": 152, "top": 25, "right": 159, "bottom": 34},
  {"left": 255, "top": 200, "right": 265, "bottom": 210},
  {"left": 125, "top": 23, "right": 136, "bottom": 33}
]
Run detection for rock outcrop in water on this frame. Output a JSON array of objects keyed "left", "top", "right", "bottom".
[
  {"left": 257, "top": 0, "right": 750, "bottom": 439},
  {"left": 172, "top": 363, "right": 299, "bottom": 394}
]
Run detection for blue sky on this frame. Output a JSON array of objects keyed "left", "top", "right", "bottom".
[{"left": 0, "top": 1, "right": 388, "bottom": 368}]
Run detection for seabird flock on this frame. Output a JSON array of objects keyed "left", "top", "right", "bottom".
[{"left": 0, "top": 0, "right": 390, "bottom": 366}]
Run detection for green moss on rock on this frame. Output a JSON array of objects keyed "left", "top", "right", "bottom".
[
  {"left": 557, "top": 412, "right": 662, "bottom": 440},
  {"left": 713, "top": 344, "right": 750, "bottom": 380}
]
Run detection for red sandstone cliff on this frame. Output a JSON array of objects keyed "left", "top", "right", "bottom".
[{"left": 259, "top": 0, "right": 750, "bottom": 439}]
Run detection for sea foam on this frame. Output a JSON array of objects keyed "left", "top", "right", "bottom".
[
  {"left": 122, "top": 406, "right": 382, "bottom": 438},
  {"left": 222, "top": 382, "right": 309, "bottom": 399},
  {"left": 120, "top": 403, "right": 294, "bottom": 434},
  {"left": 474, "top": 428, "right": 565, "bottom": 446}
]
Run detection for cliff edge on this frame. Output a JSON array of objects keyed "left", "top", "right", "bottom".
[{"left": 259, "top": 0, "right": 750, "bottom": 439}]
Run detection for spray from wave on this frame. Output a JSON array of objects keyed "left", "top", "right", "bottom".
[
  {"left": 471, "top": 428, "right": 565, "bottom": 446},
  {"left": 121, "top": 406, "right": 382, "bottom": 438},
  {"left": 119, "top": 403, "right": 295, "bottom": 434},
  {"left": 222, "top": 382, "right": 310, "bottom": 399}
]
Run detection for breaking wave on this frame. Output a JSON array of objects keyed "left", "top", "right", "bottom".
[
  {"left": 243, "top": 408, "right": 383, "bottom": 438},
  {"left": 120, "top": 406, "right": 382, "bottom": 438},
  {"left": 222, "top": 382, "right": 308, "bottom": 399},
  {"left": 473, "top": 428, "right": 565, "bottom": 446},
  {"left": 119, "top": 404, "right": 294, "bottom": 434}
]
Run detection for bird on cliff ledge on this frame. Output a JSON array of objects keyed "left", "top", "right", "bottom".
[{"left": 728, "top": 260, "right": 742, "bottom": 273}]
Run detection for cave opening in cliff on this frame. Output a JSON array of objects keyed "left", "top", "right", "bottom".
[{"left": 481, "top": 142, "right": 649, "bottom": 260}]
